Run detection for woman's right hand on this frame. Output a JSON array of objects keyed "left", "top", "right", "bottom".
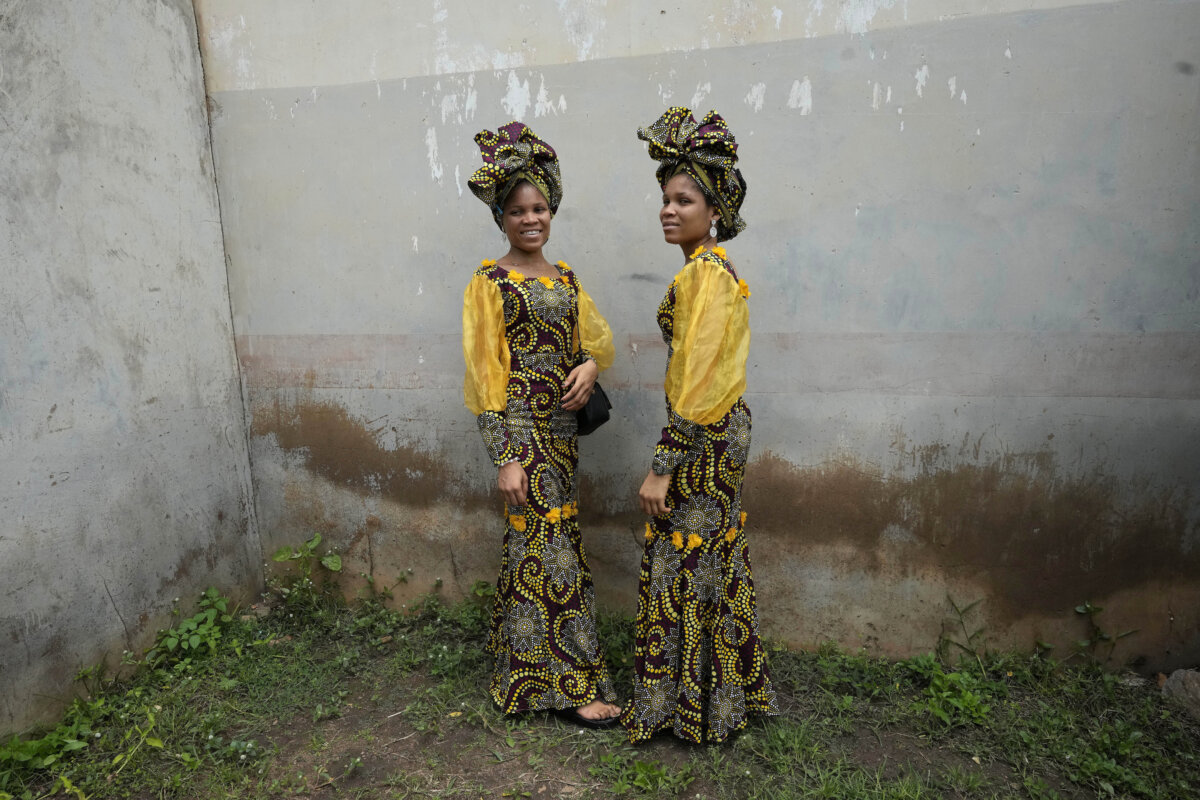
[
  {"left": 638, "top": 471, "right": 672, "bottom": 517},
  {"left": 498, "top": 461, "right": 528, "bottom": 507}
]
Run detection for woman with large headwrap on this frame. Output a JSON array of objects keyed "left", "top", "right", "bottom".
[
  {"left": 623, "top": 107, "right": 778, "bottom": 743},
  {"left": 462, "top": 121, "right": 621, "bottom": 726}
]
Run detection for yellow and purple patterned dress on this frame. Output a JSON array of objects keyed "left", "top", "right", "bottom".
[
  {"left": 462, "top": 259, "right": 616, "bottom": 714},
  {"left": 623, "top": 246, "right": 778, "bottom": 744}
]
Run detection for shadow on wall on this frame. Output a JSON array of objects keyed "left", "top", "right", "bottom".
[{"left": 252, "top": 399, "right": 1200, "bottom": 669}]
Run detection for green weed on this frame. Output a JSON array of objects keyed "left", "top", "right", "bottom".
[{"left": 3, "top": 573, "right": 1198, "bottom": 800}]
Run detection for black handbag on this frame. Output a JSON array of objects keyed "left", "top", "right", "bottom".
[{"left": 576, "top": 382, "right": 612, "bottom": 436}]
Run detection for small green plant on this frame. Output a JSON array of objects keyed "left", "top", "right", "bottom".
[
  {"left": 916, "top": 666, "right": 997, "bottom": 728},
  {"left": 937, "top": 595, "right": 987, "bottom": 673},
  {"left": 146, "top": 588, "right": 233, "bottom": 666},
  {"left": 1072, "top": 600, "right": 1138, "bottom": 663},
  {"left": 271, "top": 533, "right": 343, "bottom": 606},
  {"left": 588, "top": 751, "right": 693, "bottom": 796},
  {"left": 109, "top": 706, "right": 163, "bottom": 777}
]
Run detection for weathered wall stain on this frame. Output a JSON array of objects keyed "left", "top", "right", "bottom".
[
  {"left": 250, "top": 394, "right": 1199, "bottom": 670},
  {"left": 744, "top": 451, "right": 1199, "bottom": 621},
  {"left": 251, "top": 398, "right": 493, "bottom": 512}
]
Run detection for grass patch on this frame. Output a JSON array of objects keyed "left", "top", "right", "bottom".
[{"left": 2, "top": 578, "right": 1197, "bottom": 799}]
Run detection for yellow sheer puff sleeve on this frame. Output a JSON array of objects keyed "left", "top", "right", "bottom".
[
  {"left": 664, "top": 258, "right": 750, "bottom": 425},
  {"left": 576, "top": 287, "right": 615, "bottom": 372},
  {"left": 462, "top": 274, "right": 510, "bottom": 415}
]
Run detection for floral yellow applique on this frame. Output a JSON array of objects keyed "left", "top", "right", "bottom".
[
  {"left": 725, "top": 527, "right": 738, "bottom": 543},
  {"left": 546, "top": 507, "right": 562, "bottom": 524},
  {"left": 738, "top": 279, "right": 751, "bottom": 299},
  {"left": 559, "top": 276, "right": 570, "bottom": 284},
  {"left": 671, "top": 531, "right": 684, "bottom": 550},
  {"left": 689, "top": 244, "right": 706, "bottom": 260},
  {"left": 509, "top": 514, "right": 527, "bottom": 532},
  {"left": 561, "top": 502, "right": 577, "bottom": 519},
  {"left": 687, "top": 533, "right": 703, "bottom": 550},
  {"left": 556, "top": 260, "right": 569, "bottom": 270},
  {"left": 508, "top": 270, "right": 525, "bottom": 282},
  {"left": 712, "top": 246, "right": 727, "bottom": 259},
  {"left": 644, "top": 522, "right": 654, "bottom": 542},
  {"left": 481, "top": 259, "right": 497, "bottom": 267},
  {"left": 537, "top": 276, "right": 554, "bottom": 288},
  {"left": 740, "top": 511, "right": 748, "bottom": 526}
]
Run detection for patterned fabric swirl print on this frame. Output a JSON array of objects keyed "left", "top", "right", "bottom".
[
  {"left": 467, "top": 122, "right": 563, "bottom": 230},
  {"left": 637, "top": 106, "right": 747, "bottom": 241},
  {"left": 622, "top": 247, "right": 778, "bottom": 744},
  {"left": 463, "top": 260, "right": 616, "bottom": 714}
]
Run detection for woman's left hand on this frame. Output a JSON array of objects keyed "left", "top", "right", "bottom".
[{"left": 561, "top": 359, "right": 599, "bottom": 411}]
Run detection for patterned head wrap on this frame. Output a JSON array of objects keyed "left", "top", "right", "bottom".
[
  {"left": 467, "top": 122, "right": 563, "bottom": 230},
  {"left": 637, "top": 106, "right": 747, "bottom": 241}
]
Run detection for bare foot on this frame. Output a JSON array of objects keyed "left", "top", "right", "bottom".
[{"left": 575, "top": 699, "right": 622, "bottom": 721}]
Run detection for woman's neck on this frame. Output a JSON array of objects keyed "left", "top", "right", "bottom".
[
  {"left": 680, "top": 233, "right": 718, "bottom": 261},
  {"left": 499, "top": 247, "right": 556, "bottom": 275}
]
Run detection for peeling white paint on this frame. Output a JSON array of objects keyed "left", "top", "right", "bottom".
[
  {"left": 960, "top": 90, "right": 967, "bottom": 104},
  {"left": 534, "top": 75, "right": 566, "bottom": 117},
  {"left": 835, "top": 0, "right": 903, "bottom": 36},
  {"left": 207, "top": 14, "right": 255, "bottom": 85},
  {"left": 788, "top": 77, "right": 813, "bottom": 115},
  {"left": 772, "top": 6, "right": 783, "bottom": 28},
  {"left": 948, "top": 76, "right": 957, "bottom": 98},
  {"left": 455, "top": 165, "right": 462, "bottom": 198},
  {"left": 425, "top": 127, "right": 444, "bottom": 184},
  {"left": 745, "top": 82, "right": 767, "bottom": 112},
  {"left": 871, "top": 81, "right": 882, "bottom": 110},
  {"left": 886, "top": 85, "right": 893, "bottom": 104},
  {"left": 691, "top": 81, "right": 712, "bottom": 109},
  {"left": 556, "top": 0, "right": 606, "bottom": 62},
  {"left": 804, "top": 0, "right": 825, "bottom": 38},
  {"left": 914, "top": 63, "right": 929, "bottom": 98},
  {"left": 412, "top": 236, "right": 419, "bottom": 254},
  {"left": 432, "top": 0, "right": 454, "bottom": 74},
  {"left": 1005, "top": 41, "right": 1013, "bottom": 59},
  {"left": 440, "top": 93, "right": 460, "bottom": 124},
  {"left": 658, "top": 83, "right": 673, "bottom": 104},
  {"left": 501, "top": 71, "right": 531, "bottom": 119},
  {"left": 491, "top": 51, "right": 526, "bottom": 70}
]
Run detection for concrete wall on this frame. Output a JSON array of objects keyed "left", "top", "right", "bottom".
[
  {"left": 0, "top": 0, "right": 259, "bottom": 733},
  {"left": 196, "top": 0, "right": 1200, "bottom": 671}
]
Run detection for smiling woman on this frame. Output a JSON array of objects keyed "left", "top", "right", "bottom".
[{"left": 460, "top": 122, "right": 621, "bottom": 728}]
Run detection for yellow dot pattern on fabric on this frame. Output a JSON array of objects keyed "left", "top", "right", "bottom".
[
  {"left": 621, "top": 248, "right": 778, "bottom": 744},
  {"left": 637, "top": 107, "right": 748, "bottom": 242},
  {"left": 467, "top": 121, "right": 563, "bottom": 231},
  {"left": 471, "top": 259, "right": 616, "bottom": 715}
]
